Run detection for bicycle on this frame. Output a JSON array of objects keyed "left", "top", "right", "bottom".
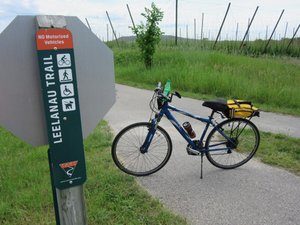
[
  {"left": 112, "top": 82, "right": 260, "bottom": 178},
  {"left": 58, "top": 56, "right": 71, "bottom": 66}
]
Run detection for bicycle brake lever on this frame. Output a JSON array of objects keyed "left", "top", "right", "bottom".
[{"left": 174, "top": 91, "right": 181, "bottom": 99}]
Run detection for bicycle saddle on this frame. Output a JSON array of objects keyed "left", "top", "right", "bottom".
[{"left": 202, "top": 99, "right": 228, "bottom": 112}]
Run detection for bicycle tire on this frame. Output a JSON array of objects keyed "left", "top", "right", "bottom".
[
  {"left": 205, "top": 118, "right": 260, "bottom": 169},
  {"left": 58, "top": 60, "right": 64, "bottom": 66},
  {"left": 112, "top": 122, "right": 172, "bottom": 176},
  {"left": 58, "top": 59, "right": 70, "bottom": 66},
  {"left": 64, "top": 59, "right": 71, "bottom": 65}
]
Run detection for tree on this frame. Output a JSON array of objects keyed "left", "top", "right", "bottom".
[{"left": 131, "top": 3, "right": 164, "bottom": 69}]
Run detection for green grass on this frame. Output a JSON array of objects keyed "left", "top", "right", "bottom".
[
  {"left": 113, "top": 46, "right": 300, "bottom": 116},
  {"left": 0, "top": 122, "right": 187, "bottom": 225},
  {"left": 0, "top": 122, "right": 299, "bottom": 224},
  {"left": 257, "top": 132, "right": 300, "bottom": 175},
  {"left": 110, "top": 37, "right": 300, "bottom": 57}
]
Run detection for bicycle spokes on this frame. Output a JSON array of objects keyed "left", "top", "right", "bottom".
[
  {"left": 112, "top": 123, "right": 172, "bottom": 176},
  {"left": 206, "top": 118, "right": 259, "bottom": 169}
]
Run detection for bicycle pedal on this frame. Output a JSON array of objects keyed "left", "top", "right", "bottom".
[{"left": 186, "top": 146, "right": 200, "bottom": 155}]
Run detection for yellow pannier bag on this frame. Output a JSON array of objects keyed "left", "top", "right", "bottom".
[{"left": 227, "top": 100, "right": 259, "bottom": 118}]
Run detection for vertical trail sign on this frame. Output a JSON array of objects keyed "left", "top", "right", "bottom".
[
  {"left": 0, "top": 15, "right": 116, "bottom": 225},
  {"left": 36, "top": 28, "right": 86, "bottom": 189}
]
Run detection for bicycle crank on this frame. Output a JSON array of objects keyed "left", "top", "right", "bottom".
[{"left": 186, "top": 140, "right": 202, "bottom": 155}]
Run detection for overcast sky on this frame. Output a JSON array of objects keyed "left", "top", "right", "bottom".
[{"left": 0, "top": 0, "right": 299, "bottom": 41}]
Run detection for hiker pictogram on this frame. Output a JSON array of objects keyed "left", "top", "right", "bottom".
[
  {"left": 62, "top": 98, "right": 76, "bottom": 112},
  {"left": 59, "top": 161, "right": 78, "bottom": 177},
  {"left": 63, "top": 70, "right": 70, "bottom": 80},
  {"left": 59, "top": 69, "right": 73, "bottom": 83},
  {"left": 57, "top": 53, "right": 71, "bottom": 68},
  {"left": 60, "top": 83, "right": 74, "bottom": 97}
]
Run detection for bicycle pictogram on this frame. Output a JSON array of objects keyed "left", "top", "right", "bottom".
[{"left": 57, "top": 53, "right": 71, "bottom": 68}]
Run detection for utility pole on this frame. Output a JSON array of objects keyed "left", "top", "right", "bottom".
[
  {"left": 264, "top": 9, "right": 285, "bottom": 52},
  {"left": 106, "top": 11, "right": 119, "bottom": 47},
  {"left": 213, "top": 2, "right": 231, "bottom": 49},
  {"left": 126, "top": 4, "right": 136, "bottom": 30},
  {"left": 286, "top": 24, "right": 300, "bottom": 50},
  {"left": 235, "top": 22, "right": 239, "bottom": 41},
  {"left": 201, "top": 13, "right": 204, "bottom": 40},
  {"left": 106, "top": 24, "right": 109, "bottom": 42},
  {"left": 186, "top": 25, "right": 189, "bottom": 42},
  {"left": 175, "top": 0, "right": 178, "bottom": 45},
  {"left": 194, "top": 18, "right": 196, "bottom": 41},
  {"left": 284, "top": 22, "right": 288, "bottom": 39},
  {"left": 85, "top": 18, "right": 91, "bottom": 31},
  {"left": 240, "top": 6, "right": 259, "bottom": 48},
  {"left": 247, "top": 18, "right": 250, "bottom": 42},
  {"left": 265, "top": 25, "right": 268, "bottom": 40}
]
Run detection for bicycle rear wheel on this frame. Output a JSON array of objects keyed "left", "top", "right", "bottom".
[
  {"left": 112, "top": 122, "right": 172, "bottom": 176},
  {"left": 205, "top": 118, "right": 260, "bottom": 169}
]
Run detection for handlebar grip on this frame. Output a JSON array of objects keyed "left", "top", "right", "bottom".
[
  {"left": 174, "top": 91, "right": 181, "bottom": 99},
  {"left": 157, "top": 82, "right": 161, "bottom": 89}
]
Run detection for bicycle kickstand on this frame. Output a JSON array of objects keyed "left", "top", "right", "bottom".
[{"left": 200, "top": 153, "right": 204, "bottom": 179}]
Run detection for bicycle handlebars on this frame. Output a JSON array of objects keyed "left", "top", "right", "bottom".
[{"left": 154, "top": 82, "right": 181, "bottom": 103}]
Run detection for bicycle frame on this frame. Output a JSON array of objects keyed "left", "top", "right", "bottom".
[{"left": 141, "top": 100, "right": 234, "bottom": 153}]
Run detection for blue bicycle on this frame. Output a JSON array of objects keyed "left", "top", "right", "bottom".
[{"left": 112, "top": 82, "right": 260, "bottom": 178}]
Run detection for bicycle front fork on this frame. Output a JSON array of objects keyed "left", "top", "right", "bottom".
[{"left": 140, "top": 118, "right": 159, "bottom": 153}]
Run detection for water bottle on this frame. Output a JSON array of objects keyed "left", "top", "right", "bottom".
[
  {"left": 183, "top": 122, "right": 196, "bottom": 138},
  {"left": 163, "top": 79, "right": 171, "bottom": 96}
]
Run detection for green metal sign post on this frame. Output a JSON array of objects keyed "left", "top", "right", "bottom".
[{"left": 36, "top": 28, "right": 86, "bottom": 190}]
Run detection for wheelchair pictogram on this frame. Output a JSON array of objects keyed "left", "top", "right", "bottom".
[{"left": 60, "top": 84, "right": 74, "bottom": 97}]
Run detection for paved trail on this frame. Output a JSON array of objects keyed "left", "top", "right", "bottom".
[{"left": 105, "top": 84, "right": 300, "bottom": 225}]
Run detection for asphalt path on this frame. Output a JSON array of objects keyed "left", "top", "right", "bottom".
[{"left": 104, "top": 84, "right": 300, "bottom": 225}]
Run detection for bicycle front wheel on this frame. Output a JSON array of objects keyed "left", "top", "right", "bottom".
[
  {"left": 205, "top": 118, "right": 260, "bottom": 169},
  {"left": 112, "top": 122, "right": 172, "bottom": 176}
]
